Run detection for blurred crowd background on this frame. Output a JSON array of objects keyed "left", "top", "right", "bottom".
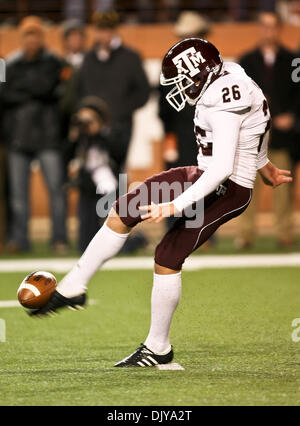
[
  {"left": 0, "top": 1, "right": 300, "bottom": 24},
  {"left": 0, "top": 0, "right": 299, "bottom": 255}
]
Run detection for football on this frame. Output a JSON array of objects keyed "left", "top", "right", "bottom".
[{"left": 17, "top": 271, "right": 57, "bottom": 309}]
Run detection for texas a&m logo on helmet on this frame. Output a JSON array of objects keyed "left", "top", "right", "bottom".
[
  {"left": 161, "top": 38, "right": 223, "bottom": 112},
  {"left": 172, "top": 46, "right": 206, "bottom": 78}
]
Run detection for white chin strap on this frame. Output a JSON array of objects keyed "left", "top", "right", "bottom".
[{"left": 185, "top": 70, "right": 215, "bottom": 107}]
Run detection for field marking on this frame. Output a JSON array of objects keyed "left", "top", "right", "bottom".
[
  {"left": 156, "top": 363, "right": 185, "bottom": 371},
  {"left": 0, "top": 254, "right": 299, "bottom": 274},
  {"left": 0, "top": 319, "right": 5, "bottom": 342},
  {"left": 0, "top": 301, "right": 20, "bottom": 308}
]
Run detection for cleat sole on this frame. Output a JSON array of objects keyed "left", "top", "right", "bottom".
[{"left": 75, "top": 305, "right": 85, "bottom": 311}]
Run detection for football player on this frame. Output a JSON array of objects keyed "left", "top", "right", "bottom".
[{"left": 30, "top": 39, "right": 292, "bottom": 367}]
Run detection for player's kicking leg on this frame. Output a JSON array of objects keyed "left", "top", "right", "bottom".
[
  {"left": 29, "top": 167, "right": 192, "bottom": 318},
  {"left": 29, "top": 212, "right": 132, "bottom": 316}
]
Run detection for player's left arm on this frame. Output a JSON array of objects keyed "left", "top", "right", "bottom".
[
  {"left": 140, "top": 110, "right": 242, "bottom": 223},
  {"left": 257, "top": 122, "right": 293, "bottom": 187},
  {"left": 259, "top": 162, "right": 293, "bottom": 187}
]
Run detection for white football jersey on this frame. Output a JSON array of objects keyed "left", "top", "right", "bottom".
[{"left": 194, "top": 62, "right": 271, "bottom": 189}]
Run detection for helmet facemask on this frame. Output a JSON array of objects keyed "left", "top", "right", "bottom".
[
  {"left": 161, "top": 62, "right": 223, "bottom": 112},
  {"left": 160, "top": 72, "right": 195, "bottom": 112}
]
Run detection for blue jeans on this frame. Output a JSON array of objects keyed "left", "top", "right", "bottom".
[{"left": 8, "top": 150, "right": 67, "bottom": 249}]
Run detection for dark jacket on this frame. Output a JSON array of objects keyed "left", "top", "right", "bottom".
[
  {"left": 76, "top": 44, "right": 150, "bottom": 170},
  {"left": 239, "top": 46, "right": 299, "bottom": 155},
  {"left": 77, "top": 44, "right": 150, "bottom": 125},
  {"left": 0, "top": 48, "right": 62, "bottom": 153},
  {"left": 293, "top": 49, "right": 300, "bottom": 136},
  {"left": 159, "top": 85, "right": 198, "bottom": 168}
]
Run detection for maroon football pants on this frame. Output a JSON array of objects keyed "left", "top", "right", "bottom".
[{"left": 114, "top": 166, "right": 252, "bottom": 270}]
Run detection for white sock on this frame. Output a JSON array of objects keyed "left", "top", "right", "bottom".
[
  {"left": 58, "top": 223, "right": 129, "bottom": 298},
  {"left": 144, "top": 272, "right": 182, "bottom": 354}
]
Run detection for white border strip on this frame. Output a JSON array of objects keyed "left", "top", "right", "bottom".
[{"left": 0, "top": 254, "right": 299, "bottom": 273}]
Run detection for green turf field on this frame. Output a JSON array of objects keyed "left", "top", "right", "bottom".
[{"left": 0, "top": 268, "right": 300, "bottom": 406}]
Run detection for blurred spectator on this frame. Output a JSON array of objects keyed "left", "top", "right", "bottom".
[
  {"left": 237, "top": 12, "right": 298, "bottom": 249},
  {"left": 0, "top": 108, "right": 6, "bottom": 254},
  {"left": 77, "top": 10, "right": 150, "bottom": 174},
  {"left": 63, "top": 0, "right": 86, "bottom": 21},
  {"left": 60, "top": 20, "right": 87, "bottom": 142},
  {"left": 161, "top": 0, "right": 180, "bottom": 21},
  {"left": 173, "top": 10, "right": 211, "bottom": 38},
  {"left": 62, "top": 19, "right": 86, "bottom": 70},
  {"left": 159, "top": 11, "right": 211, "bottom": 232},
  {"left": 259, "top": 0, "right": 276, "bottom": 12},
  {"left": 0, "top": 17, "right": 67, "bottom": 254},
  {"left": 231, "top": 0, "right": 276, "bottom": 21},
  {"left": 95, "top": 0, "right": 116, "bottom": 12},
  {"left": 63, "top": 0, "right": 116, "bottom": 21},
  {"left": 66, "top": 96, "right": 117, "bottom": 252},
  {"left": 137, "top": 0, "right": 156, "bottom": 22},
  {"left": 0, "top": 61, "right": 8, "bottom": 254}
]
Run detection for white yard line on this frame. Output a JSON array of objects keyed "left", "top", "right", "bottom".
[
  {"left": 0, "top": 254, "right": 299, "bottom": 274},
  {"left": 0, "top": 301, "right": 20, "bottom": 308},
  {"left": 156, "top": 363, "right": 185, "bottom": 371}
]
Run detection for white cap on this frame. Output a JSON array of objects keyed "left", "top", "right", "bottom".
[{"left": 175, "top": 11, "right": 211, "bottom": 38}]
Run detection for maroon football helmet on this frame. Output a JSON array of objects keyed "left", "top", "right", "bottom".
[{"left": 161, "top": 38, "right": 223, "bottom": 111}]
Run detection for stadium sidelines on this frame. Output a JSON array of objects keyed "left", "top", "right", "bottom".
[{"left": 0, "top": 253, "right": 299, "bottom": 273}]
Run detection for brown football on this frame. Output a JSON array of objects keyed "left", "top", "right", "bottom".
[{"left": 17, "top": 271, "right": 57, "bottom": 309}]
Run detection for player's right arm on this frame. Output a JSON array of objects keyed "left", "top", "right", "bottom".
[{"left": 171, "top": 109, "right": 242, "bottom": 213}]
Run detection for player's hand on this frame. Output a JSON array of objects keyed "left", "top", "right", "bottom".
[
  {"left": 139, "top": 202, "right": 180, "bottom": 223},
  {"left": 260, "top": 162, "right": 293, "bottom": 188},
  {"left": 271, "top": 168, "right": 293, "bottom": 187}
]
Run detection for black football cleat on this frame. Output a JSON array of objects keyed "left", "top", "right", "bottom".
[
  {"left": 29, "top": 291, "right": 87, "bottom": 317},
  {"left": 114, "top": 344, "right": 174, "bottom": 368}
]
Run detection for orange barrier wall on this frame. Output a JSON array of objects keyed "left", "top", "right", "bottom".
[{"left": 1, "top": 22, "right": 299, "bottom": 59}]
